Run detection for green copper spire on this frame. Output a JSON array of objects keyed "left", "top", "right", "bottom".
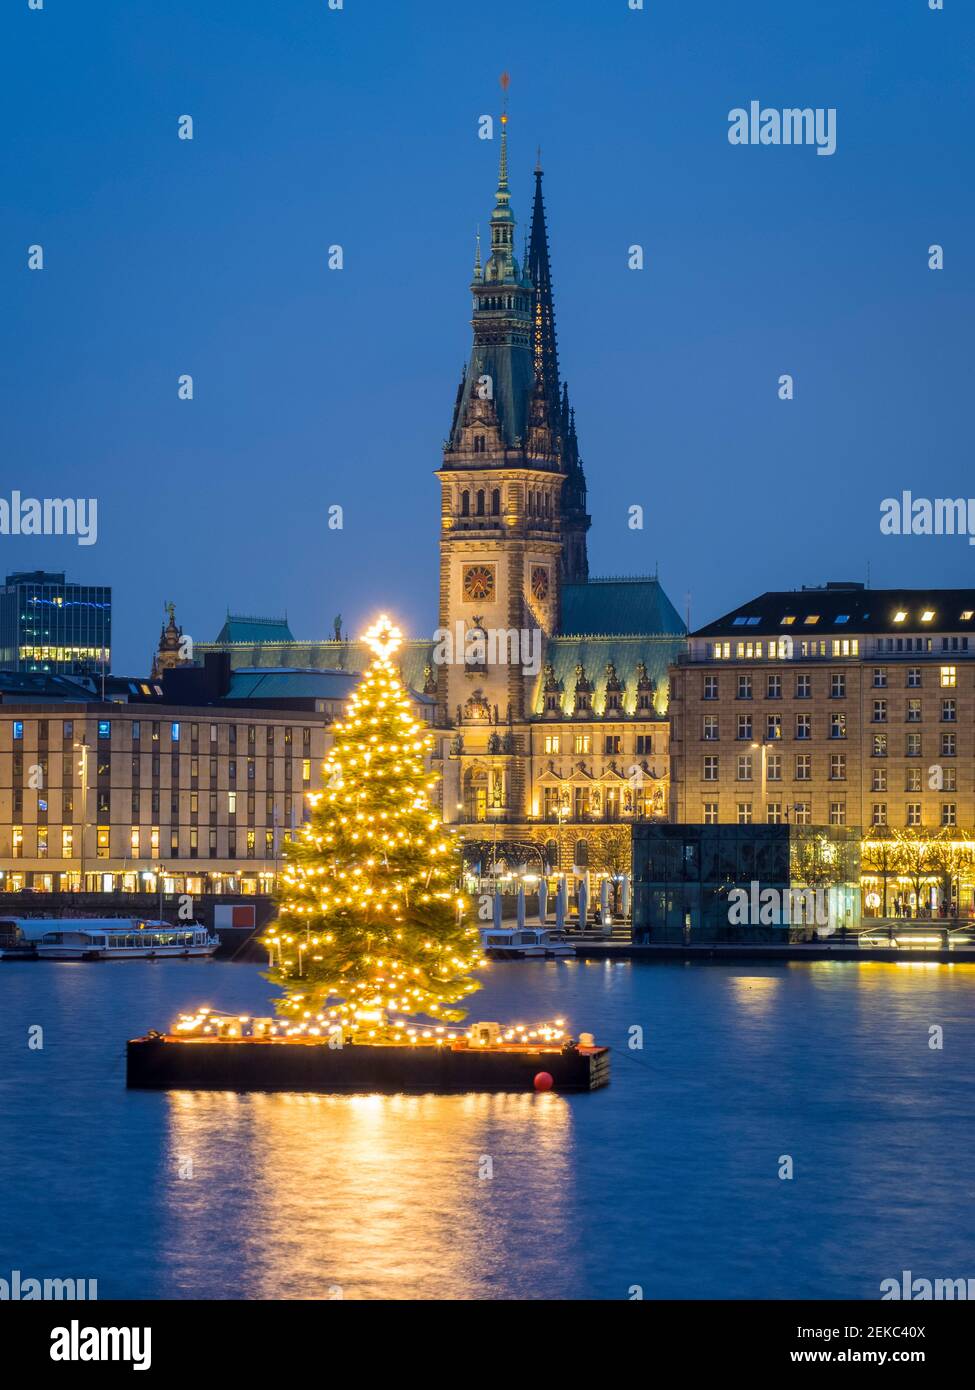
[{"left": 486, "top": 109, "right": 517, "bottom": 282}]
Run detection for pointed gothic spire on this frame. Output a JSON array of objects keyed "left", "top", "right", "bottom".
[{"left": 528, "top": 162, "right": 560, "bottom": 427}]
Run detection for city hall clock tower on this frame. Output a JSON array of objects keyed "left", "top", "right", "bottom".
[{"left": 436, "top": 115, "right": 589, "bottom": 734}]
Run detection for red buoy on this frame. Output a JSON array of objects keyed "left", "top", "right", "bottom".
[{"left": 533, "top": 1071, "right": 554, "bottom": 1092}]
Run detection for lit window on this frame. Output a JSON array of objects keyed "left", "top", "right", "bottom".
[
  {"left": 228, "top": 792, "right": 237, "bottom": 813},
  {"left": 940, "top": 666, "right": 957, "bottom": 688},
  {"left": 171, "top": 722, "right": 180, "bottom": 742},
  {"left": 961, "top": 610, "right": 974, "bottom": 622},
  {"left": 921, "top": 610, "right": 935, "bottom": 623},
  {"left": 803, "top": 615, "right": 820, "bottom": 625},
  {"left": 780, "top": 616, "right": 795, "bottom": 625},
  {"left": 893, "top": 611, "right": 907, "bottom": 623},
  {"left": 13, "top": 721, "right": 23, "bottom": 740},
  {"left": 834, "top": 615, "right": 850, "bottom": 624},
  {"left": 98, "top": 720, "right": 111, "bottom": 739}
]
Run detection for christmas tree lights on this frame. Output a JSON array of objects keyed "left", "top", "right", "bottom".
[{"left": 262, "top": 614, "right": 483, "bottom": 1038}]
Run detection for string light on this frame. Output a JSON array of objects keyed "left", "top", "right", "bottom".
[{"left": 170, "top": 1007, "right": 571, "bottom": 1049}]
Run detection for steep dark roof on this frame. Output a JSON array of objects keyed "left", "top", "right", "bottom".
[
  {"left": 561, "top": 578, "right": 686, "bottom": 638},
  {"left": 214, "top": 614, "right": 295, "bottom": 645},
  {"left": 693, "top": 586, "right": 975, "bottom": 639}
]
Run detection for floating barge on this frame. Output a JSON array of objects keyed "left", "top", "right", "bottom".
[{"left": 126, "top": 1033, "right": 610, "bottom": 1094}]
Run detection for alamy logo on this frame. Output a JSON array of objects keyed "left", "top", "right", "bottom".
[
  {"left": 432, "top": 622, "right": 542, "bottom": 676},
  {"left": 727, "top": 881, "right": 829, "bottom": 927},
  {"left": 50, "top": 1320, "right": 151, "bottom": 1371},
  {"left": 728, "top": 101, "right": 836, "bottom": 156},
  {"left": 880, "top": 492, "right": 975, "bottom": 545},
  {"left": 0, "top": 491, "right": 98, "bottom": 545}
]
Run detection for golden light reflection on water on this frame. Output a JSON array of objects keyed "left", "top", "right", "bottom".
[
  {"left": 727, "top": 975, "right": 781, "bottom": 1010},
  {"left": 796, "top": 959, "right": 975, "bottom": 991},
  {"left": 161, "top": 1088, "right": 575, "bottom": 1300}
]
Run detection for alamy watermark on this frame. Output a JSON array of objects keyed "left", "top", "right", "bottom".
[
  {"left": 727, "top": 881, "right": 830, "bottom": 928},
  {"left": 433, "top": 622, "right": 541, "bottom": 676},
  {"left": 881, "top": 1270, "right": 975, "bottom": 1300},
  {"left": 0, "top": 491, "right": 98, "bottom": 545},
  {"left": 1, "top": 1268, "right": 97, "bottom": 1299},
  {"left": 728, "top": 102, "right": 836, "bottom": 157},
  {"left": 880, "top": 492, "right": 975, "bottom": 545}
]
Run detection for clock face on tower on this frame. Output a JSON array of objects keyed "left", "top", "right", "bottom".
[
  {"left": 531, "top": 566, "right": 549, "bottom": 601},
  {"left": 463, "top": 564, "right": 495, "bottom": 602}
]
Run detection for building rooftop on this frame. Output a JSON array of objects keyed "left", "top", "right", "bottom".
[
  {"left": 226, "top": 668, "right": 359, "bottom": 701},
  {"left": 213, "top": 613, "right": 295, "bottom": 645},
  {"left": 560, "top": 578, "right": 686, "bottom": 638},
  {"left": 693, "top": 586, "right": 975, "bottom": 639},
  {"left": 531, "top": 633, "right": 686, "bottom": 717}
]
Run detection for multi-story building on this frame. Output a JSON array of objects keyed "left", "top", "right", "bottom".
[
  {"left": 0, "top": 571, "right": 111, "bottom": 676},
  {"left": 669, "top": 582, "right": 975, "bottom": 912},
  {"left": 0, "top": 657, "right": 356, "bottom": 896}
]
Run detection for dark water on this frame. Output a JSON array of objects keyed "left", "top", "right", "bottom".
[{"left": 1, "top": 957, "right": 973, "bottom": 1300}]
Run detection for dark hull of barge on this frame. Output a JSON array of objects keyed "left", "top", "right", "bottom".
[{"left": 126, "top": 1035, "right": 610, "bottom": 1094}]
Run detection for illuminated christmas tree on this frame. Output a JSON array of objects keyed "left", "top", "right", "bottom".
[{"left": 263, "top": 615, "right": 482, "bottom": 1038}]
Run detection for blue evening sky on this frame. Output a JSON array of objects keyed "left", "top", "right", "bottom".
[{"left": 2, "top": 0, "right": 972, "bottom": 670}]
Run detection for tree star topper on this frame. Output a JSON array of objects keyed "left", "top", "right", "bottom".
[{"left": 362, "top": 613, "right": 403, "bottom": 662}]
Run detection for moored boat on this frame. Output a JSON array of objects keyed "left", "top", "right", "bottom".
[
  {"left": 479, "top": 926, "right": 576, "bottom": 960},
  {"left": 0, "top": 918, "right": 219, "bottom": 961}
]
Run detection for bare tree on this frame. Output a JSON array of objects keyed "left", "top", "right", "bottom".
[
  {"left": 590, "top": 828, "right": 631, "bottom": 914},
  {"left": 860, "top": 827, "right": 897, "bottom": 918}
]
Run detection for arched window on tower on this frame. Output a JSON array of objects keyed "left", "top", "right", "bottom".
[
  {"left": 461, "top": 490, "right": 470, "bottom": 517},
  {"left": 476, "top": 490, "right": 485, "bottom": 516},
  {"left": 491, "top": 488, "right": 501, "bottom": 516}
]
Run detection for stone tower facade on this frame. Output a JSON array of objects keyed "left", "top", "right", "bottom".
[{"left": 435, "top": 120, "right": 590, "bottom": 738}]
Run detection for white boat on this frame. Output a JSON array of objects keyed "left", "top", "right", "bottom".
[
  {"left": 479, "top": 926, "right": 576, "bottom": 960},
  {"left": 0, "top": 917, "right": 220, "bottom": 961}
]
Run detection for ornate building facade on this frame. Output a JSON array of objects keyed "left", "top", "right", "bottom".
[{"left": 199, "top": 117, "right": 687, "bottom": 874}]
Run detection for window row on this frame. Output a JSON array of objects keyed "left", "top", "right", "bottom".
[{"left": 9, "top": 826, "right": 285, "bottom": 859}]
